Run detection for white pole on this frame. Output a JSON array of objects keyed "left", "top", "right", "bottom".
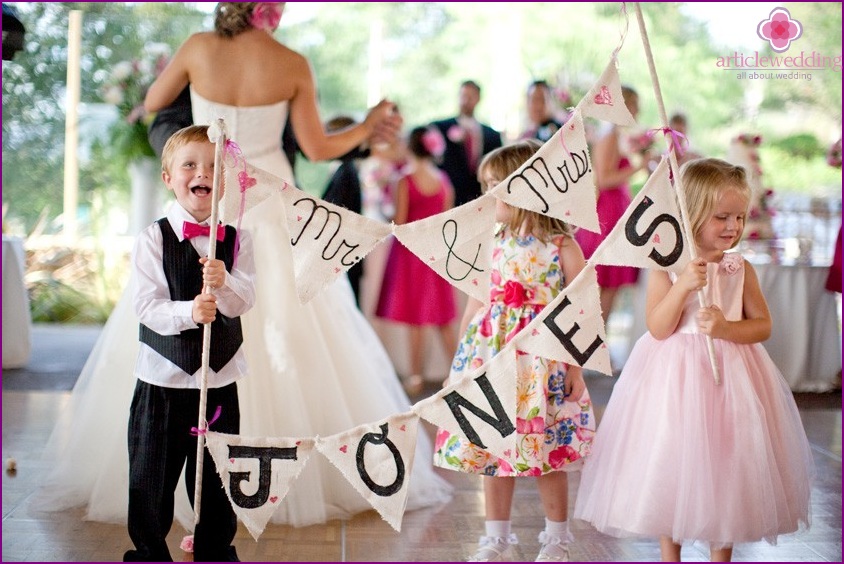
[
  {"left": 633, "top": 3, "right": 721, "bottom": 384},
  {"left": 63, "top": 10, "right": 82, "bottom": 242},
  {"left": 194, "top": 119, "right": 226, "bottom": 525}
]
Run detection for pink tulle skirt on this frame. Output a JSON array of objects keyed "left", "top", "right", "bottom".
[{"left": 574, "top": 332, "right": 814, "bottom": 547}]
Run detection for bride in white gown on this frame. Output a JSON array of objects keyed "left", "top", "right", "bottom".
[{"left": 38, "top": 1, "right": 452, "bottom": 529}]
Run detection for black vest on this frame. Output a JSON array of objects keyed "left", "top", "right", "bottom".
[{"left": 139, "top": 219, "right": 243, "bottom": 374}]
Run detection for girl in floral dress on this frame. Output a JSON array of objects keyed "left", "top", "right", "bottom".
[{"left": 434, "top": 140, "right": 594, "bottom": 562}]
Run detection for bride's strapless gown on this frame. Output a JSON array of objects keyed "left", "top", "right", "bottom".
[{"left": 36, "top": 89, "right": 452, "bottom": 529}]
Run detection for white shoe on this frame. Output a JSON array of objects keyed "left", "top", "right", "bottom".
[
  {"left": 468, "top": 533, "right": 518, "bottom": 562},
  {"left": 535, "top": 531, "right": 571, "bottom": 562}
]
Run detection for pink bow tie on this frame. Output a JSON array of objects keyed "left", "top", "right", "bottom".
[{"left": 182, "top": 221, "right": 225, "bottom": 241}]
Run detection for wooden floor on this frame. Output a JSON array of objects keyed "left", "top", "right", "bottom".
[{"left": 2, "top": 328, "right": 842, "bottom": 562}]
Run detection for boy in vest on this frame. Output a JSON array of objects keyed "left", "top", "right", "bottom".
[{"left": 125, "top": 125, "right": 255, "bottom": 562}]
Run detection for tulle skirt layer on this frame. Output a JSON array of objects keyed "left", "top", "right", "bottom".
[{"left": 574, "top": 332, "right": 814, "bottom": 547}]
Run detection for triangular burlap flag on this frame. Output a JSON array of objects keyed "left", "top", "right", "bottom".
[
  {"left": 578, "top": 56, "right": 637, "bottom": 127},
  {"left": 513, "top": 264, "right": 612, "bottom": 375},
  {"left": 218, "top": 142, "right": 286, "bottom": 226},
  {"left": 277, "top": 182, "right": 393, "bottom": 303},
  {"left": 589, "top": 157, "right": 689, "bottom": 274},
  {"left": 392, "top": 193, "right": 496, "bottom": 302},
  {"left": 490, "top": 111, "right": 599, "bottom": 232},
  {"left": 315, "top": 413, "right": 419, "bottom": 532},
  {"left": 412, "top": 343, "right": 517, "bottom": 460},
  {"left": 205, "top": 432, "right": 315, "bottom": 541}
]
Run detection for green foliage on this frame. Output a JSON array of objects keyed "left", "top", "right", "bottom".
[{"left": 768, "top": 133, "right": 825, "bottom": 160}]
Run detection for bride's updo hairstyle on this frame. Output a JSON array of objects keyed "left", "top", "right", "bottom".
[{"left": 215, "top": 2, "right": 283, "bottom": 37}]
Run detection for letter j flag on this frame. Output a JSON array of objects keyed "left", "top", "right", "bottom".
[{"left": 205, "top": 432, "right": 316, "bottom": 541}]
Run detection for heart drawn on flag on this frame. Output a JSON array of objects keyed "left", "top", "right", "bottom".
[
  {"left": 339, "top": 445, "right": 348, "bottom": 453},
  {"left": 269, "top": 496, "right": 278, "bottom": 503},
  {"left": 400, "top": 424, "right": 406, "bottom": 431},
  {"left": 229, "top": 458, "right": 235, "bottom": 464},
  {"left": 594, "top": 86, "right": 612, "bottom": 105},
  {"left": 237, "top": 171, "right": 257, "bottom": 192},
  {"left": 653, "top": 233, "right": 661, "bottom": 244}
]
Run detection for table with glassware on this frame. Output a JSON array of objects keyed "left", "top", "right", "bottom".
[
  {"left": 2, "top": 235, "right": 31, "bottom": 368},
  {"left": 622, "top": 253, "right": 842, "bottom": 393}
]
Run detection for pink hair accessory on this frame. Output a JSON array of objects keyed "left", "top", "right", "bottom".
[
  {"left": 422, "top": 128, "right": 446, "bottom": 158},
  {"left": 249, "top": 2, "right": 283, "bottom": 32}
]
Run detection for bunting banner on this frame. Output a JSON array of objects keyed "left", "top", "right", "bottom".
[
  {"left": 489, "top": 110, "right": 599, "bottom": 233},
  {"left": 513, "top": 264, "right": 612, "bottom": 375},
  {"left": 577, "top": 56, "right": 637, "bottom": 126},
  {"left": 278, "top": 181, "right": 394, "bottom": 303},
  {"left": 412, "top": 343, "right": 518, "bottom": 461},
  {"left": 392, "top": 193, "right": 497, "bottom": 302},
  {"left": 219, "top": 146, "right": 285, "bottom": 226},
  {"left": 205, "top": 432, "right": 316, "bottom": 541},
  {"left": 588, "top": 157, "right": 689, "bottom": 274},
  {"left": 315, "top": 413, "right": 420, "bottom": 532}
]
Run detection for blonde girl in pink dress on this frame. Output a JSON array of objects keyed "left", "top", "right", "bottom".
[
  {"left": 434, "top": 140, "right": 595, "bottom": 562},
  {"left": 574, "top": 158, "right": 814, "bottom": 561}
]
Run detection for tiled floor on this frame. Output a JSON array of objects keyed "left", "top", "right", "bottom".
[{"left": 2, "top": 326, "right": 841, "bottom": 562}]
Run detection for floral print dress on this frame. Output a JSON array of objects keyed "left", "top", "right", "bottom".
[{"left": 433, "top": 227, "right": 594, "bottom": 477}]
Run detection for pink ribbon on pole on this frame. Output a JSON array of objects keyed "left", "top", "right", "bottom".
[{"left": 191, "top": 404, "right": 222, "bottom": 436}]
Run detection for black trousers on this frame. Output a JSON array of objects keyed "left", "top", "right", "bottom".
[{"left": 125, "top": 380, "right": 240, "bottom": 562}]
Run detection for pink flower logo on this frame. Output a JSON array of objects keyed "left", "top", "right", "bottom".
[
  {"left": 720, "top": 253, "right": 743, "bottom": 276},
  {"left": 757, "top": 8, "right": 802, "bottom": 53}
]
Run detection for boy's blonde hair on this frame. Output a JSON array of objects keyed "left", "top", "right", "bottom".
[
  {"left": 478, "top": 139, "right": 572, "bottom": 242},
  {"left": 680, "top": 157, "right": 751, "bottom": 248},
  {"left": 160, "top": 125, "right": 212, "bottom": 174}
]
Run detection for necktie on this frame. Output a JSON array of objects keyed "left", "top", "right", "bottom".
[
  {"left": 465, "top": 129, "right": 477, "bottom": 173},
  {"left": 182, "top": 221, "right": 225, "bottom": 241}
]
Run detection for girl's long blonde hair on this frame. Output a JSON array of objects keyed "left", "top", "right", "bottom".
[
  {"left": 478, "top": 140, "right": 572, "bottom": 242},
  {"left": 680, "top": 157, "right": 751, "bottom": 248}
]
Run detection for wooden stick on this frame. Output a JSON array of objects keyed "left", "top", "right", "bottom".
[
  {"left": 194, "top": 119, "right": 227, "bottom": 525},
  {"left": 633, "top": 3, "right": 721, "bottom": 384}
]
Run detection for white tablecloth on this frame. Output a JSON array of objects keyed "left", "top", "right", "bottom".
[
  {"left": 622, "top": 262, "right": 841, "bottom": 392},
  {"left": 2, "top": 236, "right": 31, "bottom": 368}
]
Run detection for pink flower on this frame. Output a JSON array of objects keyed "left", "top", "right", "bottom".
[
  {"left": 180, "top": 535, "right": 194, "bottom": 553},
  {"left": 516, "top": 416, "right": 545, "bottom": 434},
  {"left": 503, "top": 280, "right": 529, "bottom": 308},
  {"left": 720, "top": 253, "right": 742, "bottom": 275},
  {"left": 446, "top": 125, "right": 466, "bottom": 143},
  {"left": 422, "top": 128, "right": 446, "bottom": 158},
  {"left": 478, "top": 315, "right": 493, "bottom": 338},
  {"left": 249, "top": 2, "right": 283, "bottom": 32},
  {"left": 548, "top": 445, "right": 579, "bottom": 469}
]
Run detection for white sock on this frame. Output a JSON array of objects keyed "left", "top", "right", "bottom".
[
  {"left": 544, "top": 518, "right": 569, "bottom": 539},
  {"left": 485, "top": 520, "right": 511, "bottom": 539}
]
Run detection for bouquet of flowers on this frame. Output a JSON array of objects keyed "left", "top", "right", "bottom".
[
  {"left": 628, "top": 130, "right": 656, "bottom": 155},
  {"left": 99, "top": 43, "right": 171, "bottom": 162}
]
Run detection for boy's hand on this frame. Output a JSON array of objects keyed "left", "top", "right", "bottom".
[
  {"left": 200, "top": 257, "right": 226, "bottom": 290},
  {"left": 193, "top": 293, "right": 217, "bottom": 324}
]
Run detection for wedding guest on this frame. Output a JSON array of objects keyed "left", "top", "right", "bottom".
[{"left": 430, "top": 80, "right": 503, "bottom": 207}]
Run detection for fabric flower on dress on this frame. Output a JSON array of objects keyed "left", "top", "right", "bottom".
[
  {"left": 502, "top": 280, "right": 529, "bottom": 308},
  {"left": 720, "top": 253, "right": 743, "bottom": 275}
]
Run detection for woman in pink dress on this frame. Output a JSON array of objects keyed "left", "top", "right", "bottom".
[
  {"left": 376, "top": 126, "right": 458, "bottom": 395},
  {"left": 575, "top": 86, "right": 646, "bottom": 326},
  {"left": 574, "top": 159, "right": 813, "bottom": 561}
]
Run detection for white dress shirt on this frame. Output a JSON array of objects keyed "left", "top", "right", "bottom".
[{"left": 132, "top": 203, "right": 256, "bottom": 388}]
